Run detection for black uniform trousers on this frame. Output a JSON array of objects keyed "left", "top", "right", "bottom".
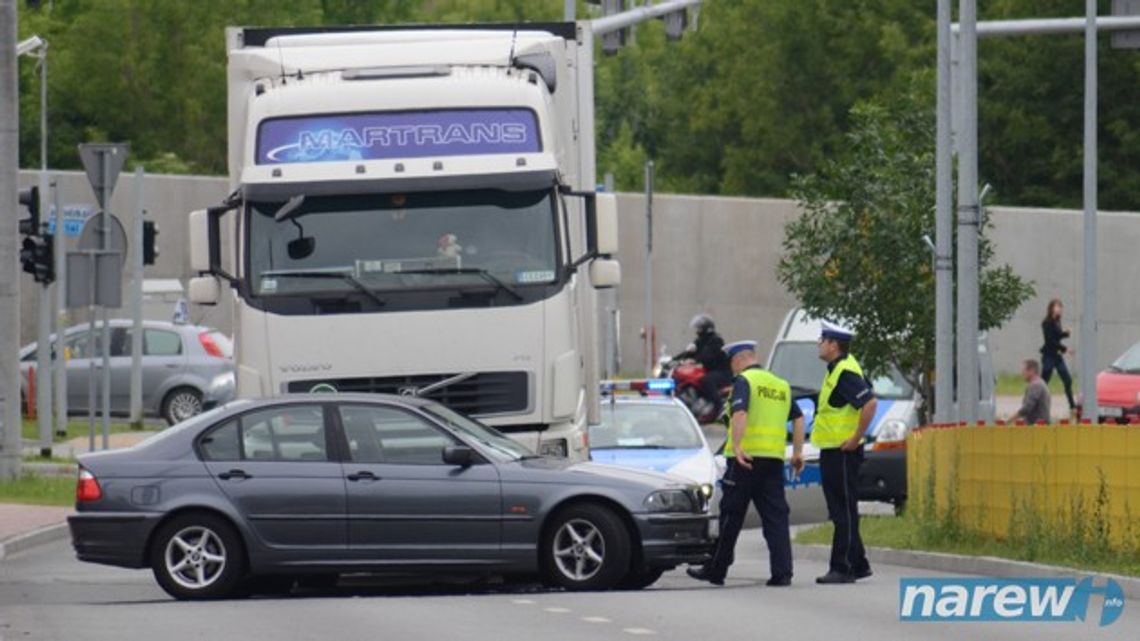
[
  {"left": 705, "top": 457, "right": 792, "bottom": 581},
  {"left": 819, "top": 447, "right": 871, "bottom": 576}
]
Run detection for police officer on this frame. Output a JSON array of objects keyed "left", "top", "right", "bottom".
[
  {"left": 687, "top": 340, "right": 805, "bottom": 586},
  {"left": 813, "top": 321, "right": 878, "bottom": 584}
]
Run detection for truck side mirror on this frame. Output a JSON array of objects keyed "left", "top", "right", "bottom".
[
  {"left": 593, "top": 193, "right": 618, "bottom": 256},
  {"left": 189, "top": 276, "right": 220, "bottom": 306},
  {"left": 589, "top": 258, "right": 621, "bottom": 289},
  {"left": 189, "top": 209, "right": 211, "bottom": 273}
]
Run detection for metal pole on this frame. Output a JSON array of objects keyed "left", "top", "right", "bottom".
[
  {"left": 1081, "top": 0, "right": 1098, "bottom": 421},
  {"left": 51, "top": 177, "right": 66, "bottom": 437},
  {"left": 129, "top": 168, "right": 144, "bottom": 428},
  {"left": 934, "top": 0, "right": 954, "bottom": 423},
  {"left": 100, "top": 154, "right": 111, "bottom": 449},
  {"left": 644, "top": 160, "right": 654, "bottom": 377},
  {"left": 564, "top": 0, "right": 575, "bottom": 21},
  {"left": 0, "top": 0, "right": 22, "bottom": 481},
  {"left": 35, "top": 44, "right": 52, "bottom": 456},
  {"left": 955, "top": 0, "right": 980, "bottom": 423}
]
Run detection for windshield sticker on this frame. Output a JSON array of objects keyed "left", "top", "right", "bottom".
[
  {"left": 616, "top": 438, "right": 648, "bottom": 447},
  {"left": 516, "top": 270, "right": 555, "bottom": 284},
  {"left": 257, "top": 109, "right": 541, "bottom": 164},
  {"left": 260, "top": 278, "right": 278, "bottom": 293}
]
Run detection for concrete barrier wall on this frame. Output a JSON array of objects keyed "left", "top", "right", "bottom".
[{"left": 16, "top": 171, "right": 1140, "bottom": 377}]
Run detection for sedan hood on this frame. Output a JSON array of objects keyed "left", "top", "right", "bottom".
[{"left": 504, "top": 456, "right": 691, "bottom": 490}]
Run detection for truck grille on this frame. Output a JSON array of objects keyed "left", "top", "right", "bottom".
[{"left": 286, "top": 371, "right": 530, "bottom": 416}]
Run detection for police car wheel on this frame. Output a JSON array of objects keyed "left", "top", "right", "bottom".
[{"left": 542, "top": 504, "right": 631, "bottom": 591}]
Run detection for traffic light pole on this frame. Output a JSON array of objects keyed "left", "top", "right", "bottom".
[
  {"left": 129, "top": 167, "right": 145, "bottom": 429},
  {"left": 51, "top": 178, "right": 66, "bottom": 438},
  {"left": 35, "top": 40, "right": 52, "bottom": 457}
]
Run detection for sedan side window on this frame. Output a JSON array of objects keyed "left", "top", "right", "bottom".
[
  {"left": 241, "top": 405, "right": 329, "bottom": 462},
  {"left": 339, "top": 405, "right": 455, "bottom": 465},
  {"left": 199, "top": 420, "right": 241, "bottom": 461}
]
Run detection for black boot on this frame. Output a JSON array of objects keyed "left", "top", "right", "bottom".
[
  {"left": 686, "top": 566, "right": 725, "bottom": 586},
  {"left": 815, "top": 571, "right": 855, "bottom": 585}
]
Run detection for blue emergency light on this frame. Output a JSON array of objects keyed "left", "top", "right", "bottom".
[{"left": 599, "top": 378, "right": 675, "bottom": 395}]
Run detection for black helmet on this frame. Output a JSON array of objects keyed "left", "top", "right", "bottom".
[{"left": 690, "top": 313, "right": 715, "bottom": 334}]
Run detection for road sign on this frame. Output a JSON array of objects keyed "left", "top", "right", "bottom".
[
  {"left": 66, "top": 253, "right": 122, "bottom": 308},
  {"left": 77, "top": 143, "right": 128, "bottom": 208},
  {"left": 47, "top": 204, "right": 95, "bottom": 237},
  {"left": 77, "top": 212, "right": 128, "bottom": 259}
]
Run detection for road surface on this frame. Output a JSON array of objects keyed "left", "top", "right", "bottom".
[{"left": 1, "top": 535, "right": 1134, "bottom": 640}]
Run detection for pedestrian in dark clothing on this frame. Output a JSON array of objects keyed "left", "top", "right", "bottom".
[{"left": 1040, "top": 299, "right": 1076, "bottom": 412}]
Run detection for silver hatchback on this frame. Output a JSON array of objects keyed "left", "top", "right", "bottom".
[{"left": 20, "top": 320, "right": 235, "bottom": 425}]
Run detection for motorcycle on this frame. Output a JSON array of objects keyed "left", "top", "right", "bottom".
[{"left": 655, "top": 346, "right": 727, "bottom": 424}]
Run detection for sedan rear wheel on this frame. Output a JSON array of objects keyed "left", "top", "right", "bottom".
[
  {"left": 163, "top": 387, "right": 202, "bottom": 425},
  {"left": 151, "top": 513, "right": 245, "bottom": 600},
  {"left": 542, "top": 504, "right": 631, "bottom": 590}
]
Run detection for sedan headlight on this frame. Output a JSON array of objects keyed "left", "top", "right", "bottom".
[
  {"left": 538, "top": 438, "right": 568, "bottom": 458},
  {"left": 644, "top": 489, "right": 696, "bottom": 513},
  {"left": 699, "top": 483, "right": 714, "bottom": 499},
  {"left": 876, "top": 419, "right": 909, "bottom": 443}
]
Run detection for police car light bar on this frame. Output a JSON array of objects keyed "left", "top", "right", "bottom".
[{"left": 599, "top": 378, "right": 675, "bottom": 395}]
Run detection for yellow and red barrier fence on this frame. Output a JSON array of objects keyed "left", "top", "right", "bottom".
[{"left": 908, "top": 422, "right": 1140, "bottom": 552}]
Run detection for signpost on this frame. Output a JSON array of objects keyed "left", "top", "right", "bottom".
[{"left": 74, "top": 143, "right": 128, "bottom": 450}]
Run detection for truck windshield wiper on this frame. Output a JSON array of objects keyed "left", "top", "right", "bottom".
[
  {"left": 261, "top": 268, "right": 386, "bottom": 307},
  {"left": 398, "top": 267, "right": 523, "bottom": 301}
]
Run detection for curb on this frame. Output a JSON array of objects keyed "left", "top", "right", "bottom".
[
  {"left": 793, "top": 542, "right": 1140, "bottom": 600},
  {"left": 0, "top": 522, "right": 70, "bottom": 562}
]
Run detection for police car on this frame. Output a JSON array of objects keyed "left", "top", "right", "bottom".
[{"left": 593, "top": 380, "right": 723, "bottom": 533}]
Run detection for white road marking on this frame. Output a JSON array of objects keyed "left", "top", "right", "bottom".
[
  {"left": 582, "top": 616, "right": 612, "bottom": 624},
  {"left": 511, "top": 599, "right": 535, "bottom": 605},
  {"left": 544, "top": 607, "right": 572, "bottom": 614},
  {"left": 623, "top": 628, "right": 657, "bottom": 636}
]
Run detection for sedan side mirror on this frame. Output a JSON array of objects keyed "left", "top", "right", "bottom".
[{"left": 442, "top": 445, "right": 476, "bottom": 467}]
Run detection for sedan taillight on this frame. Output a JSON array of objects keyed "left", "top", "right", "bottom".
[{"left": 76, "top": 468, "right": 103, "bottom": 503}]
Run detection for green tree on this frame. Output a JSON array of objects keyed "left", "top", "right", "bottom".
[{"left": 777, "top": 90, "right": 1035, "bottom": 415}]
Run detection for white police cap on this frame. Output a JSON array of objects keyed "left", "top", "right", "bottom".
[
  {"left": 820, "top": 320, "right": 855, "bottom": 342},
  {"left": 723, "top": 340, "right": 758, "bottom": 358}
]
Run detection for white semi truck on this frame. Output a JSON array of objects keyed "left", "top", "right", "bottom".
[{"left": 187, "top": 23, "right": 620, "bottom": 460}]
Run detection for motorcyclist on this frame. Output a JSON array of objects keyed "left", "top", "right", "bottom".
[{"left": 677, "top": 314, "right": 734, "bottom": 417}]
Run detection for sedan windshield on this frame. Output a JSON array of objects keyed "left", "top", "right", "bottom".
[
  {"left": 1111, "top": 342, "right": 1140, "bottom": 373},
  {"left": 421, "top": 403, "right": 535, "bottom": 461},
  {"left": 247, "top": 189, "right": 559, "bottom": 298},
  {"left": 591, "top": 403, "right": 704, "bottom": 449}
]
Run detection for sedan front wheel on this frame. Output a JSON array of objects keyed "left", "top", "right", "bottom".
[{"left": 542, "top": 504, "right": 631, "bottom": 590}]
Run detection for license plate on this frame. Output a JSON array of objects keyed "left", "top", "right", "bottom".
[{"left": 1100, "top": 406, "right": 1124, "bottom": 418}]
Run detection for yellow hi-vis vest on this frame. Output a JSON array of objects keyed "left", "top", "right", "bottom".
[
  {"left": 723, "top": 368, "right": 791, "bottom": 460},
  {"left": 812, "top": 354, "right": 866, "bottom": 449}
]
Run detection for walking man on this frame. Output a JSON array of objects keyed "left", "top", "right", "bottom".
[
  {"left": 813, "top": 321, "right": 877, "bottom": 584},
  {"left": 688, "top": 340, "right": 805, "bottom": 586}
]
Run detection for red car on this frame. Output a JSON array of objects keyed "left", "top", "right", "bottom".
[{"left": 1096, "top": 341, "right": 1140, "bottom": 423}]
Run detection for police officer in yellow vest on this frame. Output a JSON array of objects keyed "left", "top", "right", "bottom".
[
  {"left": 814, "top": 321, "right": 878, "bottom": 584},
  {"left": 687, "top": 340, "right": 805, "bottom": 586}
]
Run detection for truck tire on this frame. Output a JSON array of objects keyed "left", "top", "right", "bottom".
[
  {"left": 541, "top": 504, "right": 631, "bottom": 591},
  {"left": 150, "top": 513, "right": 245, "bottom": 600}
]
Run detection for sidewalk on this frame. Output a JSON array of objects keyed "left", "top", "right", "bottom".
[{"left": 0, "top": 503, "right": 72, "bottom": 560}]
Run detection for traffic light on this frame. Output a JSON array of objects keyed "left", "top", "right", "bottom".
[
  {"left": 143, "top": 219, "right": 159, "bottom": 265},
  {"left": 600, "top": 0, "right": 629, "bottom": 55},
  {"left": 663, "top": 7, "right": 689, "bottom": 41},
  {"left": 17, "top": 186, "right": 52, "bottom": 284},
  {"left": 18, "top": 186, "right": 39, "bottom": 236},
  {"left": 20, "top": 234, "right": 53, "bottom": 284}
]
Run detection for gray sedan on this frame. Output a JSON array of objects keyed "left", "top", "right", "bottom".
[
  {"left": 68, "top": 394, "right": 713, "bottom": 600},
  {"left": 19, "top": 320, "right": 234, "bottom": 425}
]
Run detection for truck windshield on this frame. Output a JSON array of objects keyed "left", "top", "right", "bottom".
[{"left": 247, "top": 189, "right": 559, "bottom": 298}]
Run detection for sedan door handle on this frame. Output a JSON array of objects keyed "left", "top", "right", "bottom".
[
  {"left": 346, "top": 471, "right": 379, "bottom": 482},
  {"left": 218, "top": 469, "right": 251, "bottom": 481}
]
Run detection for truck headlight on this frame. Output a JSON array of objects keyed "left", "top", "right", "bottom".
[
  {"left": 644, "top": 489, "right": 696, "bottom": 513},
  {"left": 538, "top": 438, "right": 568, "bottom": 458},
  {"left": 876, "top": 419, "right": 909, "bottom": 443}
]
